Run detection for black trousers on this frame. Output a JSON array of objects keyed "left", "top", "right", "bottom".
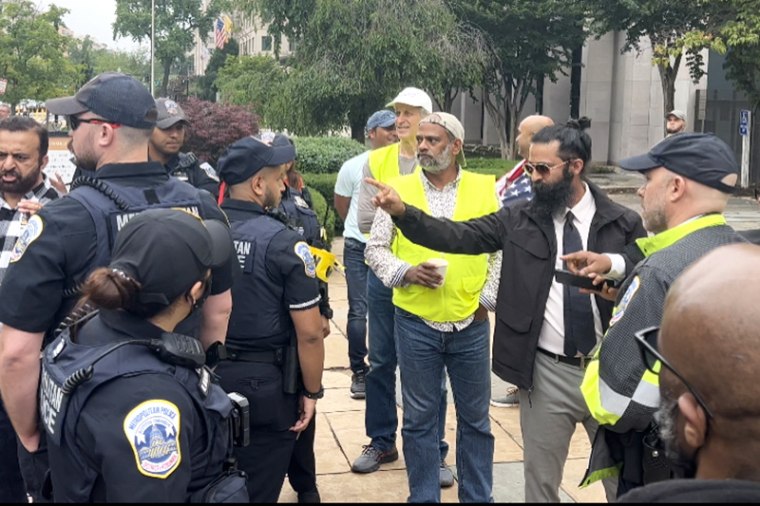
[
  {"left": 216, "top": 361, "right": 299, "bottom": 503},
  {"left": 288, "top": 415, "right": 317, "bottom": 494},
  {"left": 0, "top": 398, "right": 25, "bottom": 502}
]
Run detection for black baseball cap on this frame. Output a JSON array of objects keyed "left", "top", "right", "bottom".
[
  {"left": 110, "top": 209, "right": 232, "bottom": 307},
  {"left": 619, "top": 133, "right": 739, "bottom": 194},
  {"left": 217, "top": 135, "right": 296, "bottom": 185},
  {"left": 45, "top": 72, "right": 157, "bottom": 129}
]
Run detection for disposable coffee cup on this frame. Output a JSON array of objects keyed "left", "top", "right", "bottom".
[{"left": 427, "top": 258, "right": 448, "bottom": 286}]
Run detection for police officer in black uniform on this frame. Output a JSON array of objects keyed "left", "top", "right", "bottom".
[
  {"left": 270, "top": 133, "right": 331, "bottom": 503},
  {"left": 41, "top": 209, "right": 247, "bottom": 502},
  {"left": 215, "top": 135, "right": 326, "bottom": 503},
  {"left": 0, "top": 72, "right": 235, "bottom": 502},
  {"left": 149, "top": 98, "right": 220, "bottom": 199}
]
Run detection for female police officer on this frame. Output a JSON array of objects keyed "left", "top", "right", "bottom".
[{"left": 39, "top": 208, "right": 247, "bottom": 502}]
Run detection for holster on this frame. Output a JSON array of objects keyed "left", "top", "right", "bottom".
[{"left": 282, "top": 333, "right": 299, "bottom": 395}]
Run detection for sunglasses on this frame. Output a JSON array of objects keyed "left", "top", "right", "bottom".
[
  {"left": 634, "top": 326, "right": 715, "bottom": 419},
  {"left": 524, "top": 159, "right": 571, "bottom": 176},
  {"left": 67, "top": 115, "right": 121, "bottom": 131}
]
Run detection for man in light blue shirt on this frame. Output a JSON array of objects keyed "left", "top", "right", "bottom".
[{"left": 334, "top": 109, "right": 397, "bottom": 398}]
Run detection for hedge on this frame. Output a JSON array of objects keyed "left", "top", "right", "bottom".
[
  {"left": 293, "top": 137, "right": 366, "bottom": 174},
  {"left": 306, "top": 185, "right": 337, "bottom": 249}
]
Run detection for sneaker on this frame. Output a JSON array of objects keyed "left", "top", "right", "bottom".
[
  {"left": 439, "top": 460, "right": 455, "bottom": 488},
  {"left": 351, "top": 444, "right": 399, "bottom": 473},
  {"left": 490, "top": 386, "right": 520, "bottom": 407},
  {"left": 350, "top": 371, "right": 366, "bottom": 399}
]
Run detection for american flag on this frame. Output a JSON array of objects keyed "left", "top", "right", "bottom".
[
  {"left": 496, "top": 159, "right": 533, "bottom": 207},
  {"left": 501, "top": 173, "right": 533, "bottom": 207},
  {"left": 214, "top": 17, "right": 227, "bottom": 49}
]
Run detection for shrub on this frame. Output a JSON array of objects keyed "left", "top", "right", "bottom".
[
  {"left": 465, "top": 157, "right": 518, "bottom": 176},
  {"left": 181, "top": 97, "right": 260, "bottom": 166},
  {"left": 294, "top": 137, "right": 365, "bottom": 174}
]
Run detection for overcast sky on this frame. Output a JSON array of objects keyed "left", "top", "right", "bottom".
[{"left": 43, "top": 0, "right": 147, "bottom": 53}]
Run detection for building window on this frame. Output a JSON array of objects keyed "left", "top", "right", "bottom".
[{"left": 262, "top": 35, "right": 273, "bottom": 52}]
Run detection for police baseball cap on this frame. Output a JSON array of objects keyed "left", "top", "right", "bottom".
[
  {"left": 155, "top": 98, "right": 188, "bottom": 129},
  {"left": 366, "top": 110, "right": 396, "bottom": 131},
  {"left": 45, "top": 72, "right": 157, "bottom": 129},
  {"left": 619, "top": 133, "right": 739, "bottom": 194},
  {"left": 386, "top": 87, "right": 433, "bottom": 114},
  {"left": 217, "top": 135, "right": 296, "bottom": 185},
  {"left": 110, "top": 209, "right": 233, "bottom": 307},
  {"left": 272, "top": 132, "right": 297, "bottom": 158},
  {"left": 419, "top": 112, "right": 467, "bottom": 167}
]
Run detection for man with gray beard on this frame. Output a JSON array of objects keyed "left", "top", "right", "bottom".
[
  {"left": 618, "top": 243, "right": 760, "bottom": 502},
  {"left": 365, "top": 112, "right": 500, "bottom": 502},
  {"left": 573, "top": 133, "right": 746, "bottom": 496}
]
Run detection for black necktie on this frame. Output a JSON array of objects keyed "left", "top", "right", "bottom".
[{"left": 562, "top": 211, "right": 596, "bottom": 356}]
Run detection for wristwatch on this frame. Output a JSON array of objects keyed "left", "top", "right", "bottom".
[{"left": 303, "top": 385, "right": 324, "bottom": 400}]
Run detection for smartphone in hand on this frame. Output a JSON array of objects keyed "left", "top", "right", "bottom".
[{"left": 555, "top": 269, "right": 620, "bottom": 291}]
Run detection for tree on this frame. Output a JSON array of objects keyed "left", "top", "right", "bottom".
[
  {"left": 585, "top": 0, "right": 722, "bottom": 126},
  {"left": 114, "top": 0, "right": 218, "bottom": 96},
  {"left": 197, "top": 38, "right": 238, "bottom": 101},
  {"left": 181, "top": 97, "right": 260, "bottom": 165},
  {"left": 215, "top": 54, "right": 287, "bottom": 124},
  {"left": 69, "top": 37, "right": 150, "bottom": 88},
  {"left": 0, "top": 1, "right": 79, "bottom": 108},
  {"left": 229, "top": 0, "right": 487, "bottom": 140}
]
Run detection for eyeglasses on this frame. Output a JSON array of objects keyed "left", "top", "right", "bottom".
[
  {"left": 634, "top": 326, "right": 715, "bottom": 419},
  {"left": 67, "top": 115, "right": 121, "bottom": 131},
  {"left": 524, "top": 159, "right": 571, "bottom": 176}
]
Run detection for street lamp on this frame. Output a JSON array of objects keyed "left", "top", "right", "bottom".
[{"left": 150, "top": 0, "right": 155, "bottom": 95}]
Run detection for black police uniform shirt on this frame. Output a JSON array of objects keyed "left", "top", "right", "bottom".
[
  {"left": 46, "top": 310, "right": 232, "bottom": 502},
  {"left": 165, "top": 152, "right": 220, "bottom": 199},
  {"left": 221, "top": 199, "right": 321, "bottom": 350},
  {"left": 0, "top": 162, "right": 235, "bottom": 336}
]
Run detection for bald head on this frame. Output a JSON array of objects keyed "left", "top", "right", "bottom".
[
  {"left": 660, "top": 243, "right": 760, "bottom": 417},
  {"left": 516, "top": 115, "right": 554, "bottom": 159}
]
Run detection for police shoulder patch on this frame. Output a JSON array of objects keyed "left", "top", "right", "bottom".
[
  {"left": 609, "top": 275, "right": 641, "bottom": 327},
  {"left": 123, "top": 399, "right": 182, "bottom": 479},
  {"left": 294, "top": 241, "right": 316, "bottom": 278},
  {"left": 10, "top": 214, "right": 44, "bottom": 263}
]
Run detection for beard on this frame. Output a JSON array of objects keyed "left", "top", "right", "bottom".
[
  {"left": 531, "top": 165, "right": 574, "bottom": 219},
  {"left": 654, "top": 393, "right": 698, "bottom": 479},
  {"left": 263, "top": 185, "right": 280, "bottom": 210},
  {"left": 0, "top": 164, "right": 42, "bottom": 195},
  {"left": 642, "top": 203, "right": 668, "bottom": 234},
  {"left": 418, "top": 144, "right": 454, "bottom": 174}
]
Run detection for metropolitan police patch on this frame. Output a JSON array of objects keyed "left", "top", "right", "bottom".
[
  {"left": 294, "top": 241, "right": 316, "bottom": 278},
  {"left": 123, "top": 400, "right": 182, "bottom": 479},
  {"left": 609, "top": 275, "right": 640, "bottom": 327},
  {"left": 9, "top": 214, "right": 43, "bottom": 263}
]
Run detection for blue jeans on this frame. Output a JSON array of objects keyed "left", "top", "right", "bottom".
[
  {"left": 365, "top": 270, "right": 448, "bottom": 458},
  {"left": 343, "top": 238, "right": 369, "bottom": 374},
  {"left": 395, "top": 308, "right": 494, "bottom": 503}
]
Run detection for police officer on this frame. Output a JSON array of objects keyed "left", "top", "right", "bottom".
[
  {"left": 216, "top": 136, "right": 326, "bottom": 503},
  {"left": 0, "top": 72, "right": 235, "bottom": 501},
  {"left": 271, "top": 133, "right": 331, "bottom": 503},
  {"left": 150, "top": 98, "right": 220, "bottom": 199},
  {"left": 41, "top": 209, "right": 247, "bottom": 502}
]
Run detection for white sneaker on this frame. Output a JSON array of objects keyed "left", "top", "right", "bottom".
[{"left": 490, "top": 386, "right": 520, "bottom": 407}]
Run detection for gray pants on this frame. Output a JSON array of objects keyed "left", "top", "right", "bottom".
[{"left": 519, "top": 351, "right": 617, "bottom": 502}]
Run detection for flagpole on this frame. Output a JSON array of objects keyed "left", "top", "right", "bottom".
[{"left": 150, "top": 0, "right": 155, "bottom": 95}]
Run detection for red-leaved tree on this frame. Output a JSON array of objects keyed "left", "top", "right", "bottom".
[{"left": 181, "top": 97, "right": 260, "bottom": 166}]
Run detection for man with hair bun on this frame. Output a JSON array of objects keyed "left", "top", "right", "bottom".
[
  {"left": 367, "top": 119, "right": 645, "bottom": 501},
  {"left": 40, "top": 208, "right": 245, "bottom": 502}
]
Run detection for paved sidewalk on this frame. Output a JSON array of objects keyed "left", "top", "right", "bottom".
[{"left": 277, "top": 237, "right": 608, "bottom": 503}]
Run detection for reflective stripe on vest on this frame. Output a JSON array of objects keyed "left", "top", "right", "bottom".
[{"left": 390, "top": 170, "right": 498, "bottom": 322}]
